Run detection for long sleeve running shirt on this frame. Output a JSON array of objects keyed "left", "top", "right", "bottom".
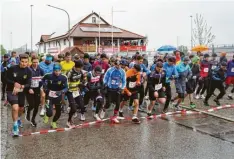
[{"left": 5, "top": 65, "right": 32, "bottom": 91}]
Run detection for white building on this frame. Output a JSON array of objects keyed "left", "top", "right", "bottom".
[{"left": 36, "top": 12, "right": 146, "bottom": 56}]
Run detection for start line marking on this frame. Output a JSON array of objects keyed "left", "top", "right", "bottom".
[{"left": 13, "top": 104, "right": 234, "bottom": 137}]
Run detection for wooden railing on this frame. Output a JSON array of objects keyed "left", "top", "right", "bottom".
[{"left": 76, "top": 45, "right": 96, "bottom": 52}]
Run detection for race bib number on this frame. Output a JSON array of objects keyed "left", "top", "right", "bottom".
[
  {"left": 129, "top": 82, "right": 136, "bottom": 88},
  {"left": 204, "top": 68, "right": 209, "bottom": 73},
  {"left": 49, "top": 91, "right": 58, "bottom": 98},
  {"left": 111, "top": 80, "right": 119, "bottom": 85},
  {"left": 212, "top": 66, "right": 217, "bottom": 70},
  {"left": 31, "top": 77, "right": 41, "bottom": 88},
  {"left": 231, "top": 68, "right": 234, "bottom": 72},
  {"left": 72, "top": 90, "right": 80, "bottom": 98},
  {"left": 155, "top": 83, "right": 162, "bottom": 91}
]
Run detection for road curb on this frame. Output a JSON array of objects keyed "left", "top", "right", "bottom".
[{"left": 1, "top": 103, "right": 9, "bottom": 159}]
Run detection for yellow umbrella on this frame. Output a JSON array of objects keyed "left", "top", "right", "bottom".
[{"left": 191, "top": 45, "right": 209, "bottom": 52}]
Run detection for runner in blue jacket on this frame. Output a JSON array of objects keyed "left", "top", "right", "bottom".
[{"left": 103, "top": 59, "right": 126, "bottom": 123}]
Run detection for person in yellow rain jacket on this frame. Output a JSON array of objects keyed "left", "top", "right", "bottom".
[{"left": 60, "top": 52, "right": 75, "bottom": 75}]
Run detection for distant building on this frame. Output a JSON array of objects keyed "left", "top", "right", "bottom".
[{"left": 36, "top": 12, "right": 146, "bottom": 56}]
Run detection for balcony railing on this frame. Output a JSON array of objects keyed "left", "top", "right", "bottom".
[
  {"left": 75, "top": 45, "right": 147, "bottom": 53},
  {"left": 77, "top": 45, "right": 96, "bottom": 52}
]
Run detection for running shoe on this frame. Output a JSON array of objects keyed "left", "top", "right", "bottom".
[
  {"left": 195, "top": 95, "right": 200, "bottom": 99},
  {"left": 190, "top": 102, "right": 196, "bottom": 109},
  {"left": 12, "top": 124, "right": 19, "bottom": 137},
  {"left": 73, "top": 112, "right": 78, "bottom": 118},
  {"left": 200, "top": 95, "right": 205, "bottom": 99},
  {"left": 66, "top": 121, "right": 75, "bottom": 128},
  {"left": 111, "top": 116, "right": 120, "bottom": 124},
  {"left": 67, "top": 106, "right": 71, "bottom": 113},
  {"left": 80, "top": 114, "right": 86, "bottom": 121},
  {"left": 17, "top": 119, "right": 23, "bottom": 128},
  {"left": 228, "top": 95, "right": 233, "bottom": 100},
  {"left": 31, "top": 120, "right": 37, "bottom": 127},
  {"left": 144, "top": 96, "right": 149, "bottom": 100},
  {"left": 40, "top": 108, "right": 45, "bottom": 116},
  {"left": 132, "top": 116, "right": 141, "bottom": 124},
  {"left": 214, "top": 99, "right": 221, "bottom": 106},
  {"left": 51, "top": 122, "right": 58, "bottom": 129},
  {"left": 118, "top": 112, "right": 125, "bottom": 119},
  {"left": 43, "top": 115, "right": 49, "bottom": 124},
  {"left": 138, "top": 105, "right": 145, "bottom": 112},
  {"left": 100, "top": 110, "right": 105, "bottom": 119},
  {"left": 94, "top": 114, "right": 101, "bottom": 121},
  {"left": 147, "top": 113, "right": 153, "bottom": 119},
  {"left": 92, "top": 105, "right": 96, "bottom": 111},
  {"left": 25, "top": 110, "right": 30, "bottom": 122},
  {"left": 203, "top": 100, "right": 209, "bottom": 107}
]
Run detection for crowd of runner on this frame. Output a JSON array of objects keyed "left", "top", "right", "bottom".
[{"left": 1, "top": 50, "right": 234, "bottom": 137}]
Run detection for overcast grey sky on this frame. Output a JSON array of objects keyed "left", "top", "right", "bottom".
[{"left": 1, "top": 0, "right": 234, "bottom": 51}]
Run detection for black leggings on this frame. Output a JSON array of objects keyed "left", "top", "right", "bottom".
[
  {"left": 26, "top": 91, "right": 40, "bottom": 121},
  {"left": 196, "top": 77, "right": 209, "bottom": 95},
  {"left": 46, "top": 96, "right": 62, "bottom": 122},
  {"left": 67, "top": 92, "right": 85, "bottom": 122},
  {"left": 205, "top": 80, "right": 225, "bottom": 101},
  {"left": 163, "top": 83, "right": 172, "bottom": 110},
  {"left": 129, "top": 85, "right": 144, "bottom": 106},
  {"left": 105, "top": 89, "right": 121, "bottom": 115},
  {"left": 84, "top": 91, "right": 103, "bottom": 114}
]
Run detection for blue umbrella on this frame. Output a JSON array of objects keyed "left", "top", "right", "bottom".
[{"left": 157, "top": 45, "right": 177, "bottom": 52}]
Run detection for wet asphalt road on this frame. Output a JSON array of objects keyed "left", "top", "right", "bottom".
[{"left": 2, "top": 91, "right": 234, "bottom": 159}]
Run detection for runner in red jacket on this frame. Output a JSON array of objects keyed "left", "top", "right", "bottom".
[{"left": 92, "top": 53, "right": 109, "bottom": 74}]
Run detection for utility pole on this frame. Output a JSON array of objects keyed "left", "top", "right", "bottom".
[
  {"left": 30, "top": 5, "right": 33, "bottom": 52},
  {"left": 47, "top": 5, "right": 71, "bottom": 48}
]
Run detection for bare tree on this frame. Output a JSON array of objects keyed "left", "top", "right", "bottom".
[
  {"left": 192, "top": 13, "right": 215, "bottom": 46},
  {"left": 178, "top": 45, "right": 188, "bottom": 55}
]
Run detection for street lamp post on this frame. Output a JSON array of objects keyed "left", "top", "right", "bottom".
[
  {"left": 111, "top": 7, "right": 126, "bottom": 53},
  {"left": 30, "top": 5, "right": 33, "bottom": 52},
  {"left": 47, "top": 5, "right": 71, "bottom": 48},
  {"left": 190, "top": 15, "right": 193, "bottom": 50}
]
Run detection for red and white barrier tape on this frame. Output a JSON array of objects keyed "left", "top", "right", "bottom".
[{"left": 17, "top": 104, "right": 234, "bottom": 137}]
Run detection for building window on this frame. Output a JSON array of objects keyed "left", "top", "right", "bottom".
[
  {"left": 92, "top": 17, "right": 96, "bottom": 23},
  {"left": 64, "top": 39, "right": 66, "bottom": 45}
]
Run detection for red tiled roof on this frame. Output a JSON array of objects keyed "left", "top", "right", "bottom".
[
  {"left": 39, "top": 12, "right": 145, "bottom": 43},
  {"left": 70, "top": 24, "right": 144, "bottom": 39},
  {"left": 41, "top": 35, "right": 51, "bottom": 42}
]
